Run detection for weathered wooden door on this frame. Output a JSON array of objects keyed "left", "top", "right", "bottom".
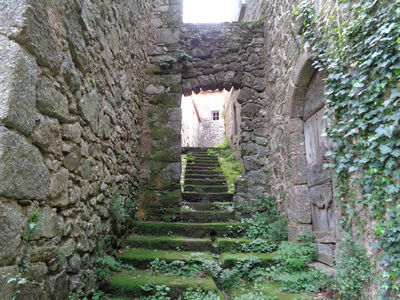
[{"left": 303, "top": 71, "right": 336, "bottom": 265}]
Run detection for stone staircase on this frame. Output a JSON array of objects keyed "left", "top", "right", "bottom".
[{"left": 102, "top": 148, "right": 302, "bottom": 299}]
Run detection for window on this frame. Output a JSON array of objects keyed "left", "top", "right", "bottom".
[{"left": 212, "top": 111, "right": 220, "bottom": 120}]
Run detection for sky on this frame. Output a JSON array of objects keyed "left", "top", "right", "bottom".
[{"left": 182, "top": 0, "right": 243, "bottom": 23}]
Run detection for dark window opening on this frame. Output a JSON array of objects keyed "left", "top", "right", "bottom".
[{"left": 212, "top": 111, "right": 220, "bottom": 121}]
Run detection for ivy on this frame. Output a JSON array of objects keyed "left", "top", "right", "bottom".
[{"left": 294, "top": 0, "right": 400, "bottom": 295}]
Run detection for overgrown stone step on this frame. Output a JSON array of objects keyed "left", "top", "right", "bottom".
[
  {"left": 105, "top": 270, "right": 220, "bottom": 299},
  {"left": 184, "top": 170, "right": 224, "bottom": 177},
  {"left": 118, "top": 248, "right": 213, "bottom": 268},
  {"left": 122, "top": 235, "right": 213, "bottom": 252},
  {"left": 180, "top": 210, "right": 234, "bottom": 223},
  {"left": 182, "top": 201, "right": 232, "bottom": 211},
  {"left": 182, "top": 192, "right": 233, "bottom": 202},
  {"left": 132, "top": 222, "right": 247, "bottom": 238},
  {"left": 185, "top": 166, "right": 221, "bottom": 171},
  {"left": 229, "top": 281, "right": 308, "bottom": 300},
  {"left": 187, "top": 162, "right": 220, "bottom": 167},
  {"left": 220, "top": 252, "right": 276, "bottom": 268},
  {"left": 217, "top": 238, "right": 260, "bottom": 253},
  {"left": 184, "top": 185, "right": 228, "bottom": 193},
  {"left": 184, "top": 173, "right": 225, "bottom": 180},
  {"left": 184, "top": 179, "right": 227, "bottom": 186}
]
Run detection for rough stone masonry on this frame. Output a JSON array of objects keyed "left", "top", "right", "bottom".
[
  {"left": 0, "top": 0, "right": 152, "bottom": 297},
  {"left": 0, "top": 0, "right": 379, "bottom": 298}
]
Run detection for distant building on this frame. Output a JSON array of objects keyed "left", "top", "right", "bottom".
[{"left": 181, "top": 91, "right": 225, "bottom": 147}]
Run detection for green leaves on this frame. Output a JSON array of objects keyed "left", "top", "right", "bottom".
[{"left": 294, "top": 0, "right": 400, "bottom": 295}]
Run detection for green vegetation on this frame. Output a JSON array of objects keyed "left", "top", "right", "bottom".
[
  {"left": 207, "top": 148, "right": 243, "bottom": 192},
  {"left": 241, "top": 195, "right": 288, "bottom": 242},
  {"left": 123, "top": 235, "right": 213, "bottom": 252},
  {"left": 220, "top": 253, "right": 275, "bottom": 268},
  {"left": 132, "top": 221, "right": 247, "bottom": 238},
  {"left": 95, "top": 255, "right": 134, "bottom": 282},
  {"left": 110, "top": 194, "right": 138, "bottom": 235},
  {"left": 331, "top": 236, "right": 372, "bottom": 299},
  {"left": 118, "top": 249, "right": 212, "bottom": 269},
  {"left": 294, "top": 0, "right": 399, "bottom": 296},
  {"left": 106, "top": 270, "right": 219, "bottom": 298}
]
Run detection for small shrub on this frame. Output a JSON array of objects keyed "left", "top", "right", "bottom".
[
  {"left": 331, "top": 236, "right": 372, "bottom": 299},
  {"left": 95, "top": 255, "right": 134, "bottom": 281},
  {"left": 183, "top": 288, "right": 221, "bottom": 300},
  {"left": 274, "top": 241, "right": 317, "bottom": 271}
]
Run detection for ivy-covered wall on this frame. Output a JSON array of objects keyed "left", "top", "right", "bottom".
[{"left": 244, "top": 0, "right": 399, "bottom": 297}]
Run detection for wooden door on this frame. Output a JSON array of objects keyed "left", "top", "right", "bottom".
[{"left": 303, "top": 72, "right": 336, "bottom": 264}]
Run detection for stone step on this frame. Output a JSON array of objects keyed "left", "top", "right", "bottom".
[
  {"left": 219, "top": 252, "right": 276, "bottom": 268},
  {"left": 182, "top": 147, "right": 218, "bottom": 153},
  {"left": 186, "top": 162, "right": 220, "bottom": 168},
  {"left": 182, "top": 192, "right": 233, "bottom": 202},
  {"left": 132, "top": 222, "right": 247, "bottom": 238},
  {"left": 105, "top": 270, "right": 220, "bottom": 299},
  {"left": 184, "top": 170, "right": 224, "bottom": 176},
  {"left": 184, "top": 173, "right": 225, "bottom": 180},
  {"left": 184, "top": 179, "right": 227, "bottom": 186},
  {"left": 182, "top": 201, "right": 233, "bottom": 211},
  {"left": 118, "top": 248, "right": 213, "bottom": 269},
  {"left": 122, "top": 235, "right": 213, "bottom": 252},
  {"left": 185, "top": 165, "right": 220, "bottom": 171},
  {"left": 184, "top": 185, "right": 228, "bottom": 193},
  {"left": 180, "top": 210, "right": 234, "bottom": 223}
]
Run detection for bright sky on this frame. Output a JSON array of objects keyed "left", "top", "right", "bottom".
[{"left": 183, "top": 0, "right": 242, "bottom": 23}]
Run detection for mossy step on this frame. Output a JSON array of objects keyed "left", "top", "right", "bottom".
[
  {"left": 184, "top": 185, "right": 228, "bottom": 193},
  {"left": 184, "top": 179, "right": 227, "bottom": 186},
  {"left": 229, "top": 281, "right": 310, "bottom": 300},
  {"left": 182, "top": 192, "right": 233, "bottom": 202},
  {"left": 187, "top": 162, "right": 220, "bottom": 167},
  {"left": 192, "top": 157, "right": 218, "bottom": 161},
  {"left": 216, "top": 238, "right": 256, "bottom": 252},
  {"left": 184, "top": 174, "right": 225, "bottom": 180},
  {"left": 118, "top": 249, "right": 213, "bottom": 269},
  {"left": 132, "top": 222, "right": 247, "bottom": 238},
  {"left": 105, "top": 270, "right": 220, "bottom": 298},
  {"left": 220, "top": 252, "right": 275, "bottom": 268},
  {"left": 122, "top": 235, "right": 213, "bottom": 252},
  {"left": 182, "top": 202, "right": 233, "bottom": 211},
  {"left": 184, "top": 171, "right": 224, "bottom": 177},
  {"left": 185, "top": 167, "right": 222, "bottom": 172},
  {"left": 180, "top": 210, "right": 234, "bottom": 223}
]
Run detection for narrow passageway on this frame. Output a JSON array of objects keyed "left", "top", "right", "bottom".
[{"left": 101, "top": 148, "right": 310, "bottom": 299}]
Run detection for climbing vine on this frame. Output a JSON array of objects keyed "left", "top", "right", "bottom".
[{"left": 294, "top": 0, "right": 400, "bottom": 295}]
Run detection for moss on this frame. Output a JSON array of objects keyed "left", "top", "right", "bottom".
[
  {"left": 170, "top": 83, "right": 183, "bottom": 93},
  {"left": 184, "top": 185, "right": 228, "bottom": 193},
  {"left": 149, "top": 93, "right": 181, "bottom": 107},
  {"left": 118, "top": 249, "right": 213, "bottom": 269},
  {"left": 220, "top": 252, "right": 275, "bottom": 268},
  {"left": 180, "top": 211, "right": 234, "bottom": 223},
  {"left": 182, "top": 192, "right": 233, "bottom": 202},
  {"left": 217, "top": 238, "right": 254, "bottom": 253},
  {"left": 106, "top": 270, "right": 219, "bottom": 298},
  {"left": 122, "top": 235, "right": 213, "bottom": 252},
  {"left": 132, "top": 222, "right": 248, "bottom": 238},
  {"left": 229, "top": 281, "right": 309, "bottom": 300}
]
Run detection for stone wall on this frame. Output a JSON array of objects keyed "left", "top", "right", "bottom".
[
  {"left": 0, "top": 0, "right": 152, "bottom": 297},
  {"left": 181, "top": 95, "right": 200, "bottom": 147},
  {"left": 141, "top": 0, "right": 268, "bottom": 220},
  {"left": 223, "top": 88, "right": 242, "bottom": 160},
  {"left": 242, "top": 0, "right": 266, "bottom": 22}
]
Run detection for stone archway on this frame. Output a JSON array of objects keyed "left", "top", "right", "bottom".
[
  {"left": 288, "top": 52, "right": 340, "bottom": 265},
  {"left": 140, "top": 21, "right": 266, "bottom": 220}
]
